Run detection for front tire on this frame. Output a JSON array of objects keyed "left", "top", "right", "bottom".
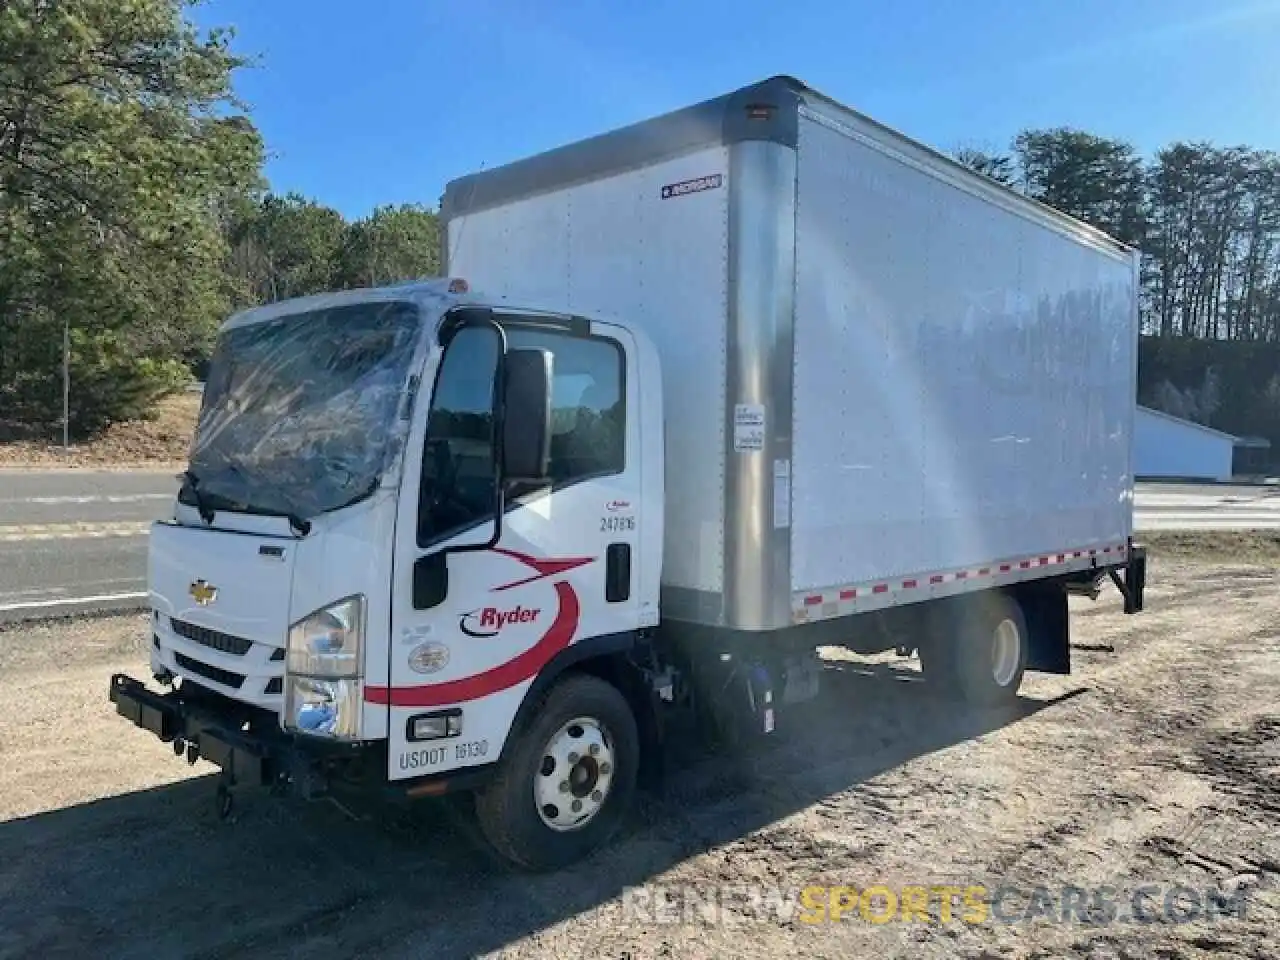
[
  {"left": 920, "top": 591, "right": 1028, "bottom": 705},
  {"left": 475, "top": 673, "right": 639, "bottom": 871}
]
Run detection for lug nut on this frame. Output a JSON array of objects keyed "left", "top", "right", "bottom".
[
  {"left": 571, "top": 799, "right": 582, "bottom": 812},
  {"left": 589, "top": 743, "right": 600, "bottom": 756},
  {"left": 591, "top": 790, "right": 603, "bottom": 802},
  {"left": 559, "top": 780, "right": 570, "bottom": 793},
  {"left": 568, "top": 752, "right": 579, "bottom": 764},
  {"left": 599, "top": 762, "right": 612, "bottom": 775}
]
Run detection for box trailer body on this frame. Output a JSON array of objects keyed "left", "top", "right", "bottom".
[
  {"left": 442, "top": 76, "right": 1138, "bottom": 634},
  {"left": 108, "top": 77, "right": 1146, "bottom": 871}
]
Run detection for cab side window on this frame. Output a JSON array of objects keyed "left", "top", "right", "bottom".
[
  {"left": 510, "top": 327, "right": 625, "bottom": 486},
  {"left": 417, "top": 324, "right": 625, "bottom": 545},
  {"left": 418, "top": 326, "right": 499, "bottom": 545}
]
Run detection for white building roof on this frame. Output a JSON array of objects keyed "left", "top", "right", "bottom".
[{"left": 1136, "top": 405, "right": 1239, "bottom": 442}]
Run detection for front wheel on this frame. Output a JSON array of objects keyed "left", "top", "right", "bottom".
[
  {"left": 475, "top": 673, "right": 639, "bottom": 871},
  {"left": 919, "top": 591, "right": 1028, "bottom": 705}
]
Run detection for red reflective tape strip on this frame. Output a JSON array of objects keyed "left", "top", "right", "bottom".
[
  {"left": 366, "top": 582, "right": 578, "bottom": 707},
  {"left": 795, "top": 543, "right": 1120, "bottom": 614}
]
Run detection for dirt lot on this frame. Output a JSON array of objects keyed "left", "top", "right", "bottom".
[
  {"left": 0, "top": 393, "right": 199, "bottom": 469},
  {"left": 0, "top": 536, "right": 1277, "bottom": 959}
]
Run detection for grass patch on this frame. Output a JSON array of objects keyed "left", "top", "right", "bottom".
[{"left": 1139, "top": 530, "right": 1280, "bottom": 564}]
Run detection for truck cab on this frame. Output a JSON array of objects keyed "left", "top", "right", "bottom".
[{"left": 113, "top": 279, "right": 666, "bottom": 869}]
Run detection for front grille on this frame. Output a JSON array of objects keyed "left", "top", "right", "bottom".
[
  {"left": 264, "top": 677, "right": 282, "bottom": 695},
  {"left": 170, "top": 618, "right": 252, "bottom": 657},
  {"left": 175, "top": 653, "right": 245, "bottom": 690}
]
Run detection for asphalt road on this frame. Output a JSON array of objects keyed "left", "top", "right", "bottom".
[
  {"left": 1133, "top": 481, "right": 1280, "bottom": 530},
  {"left": 0, "top": 469, "right": 176, "bottom": 621},
  {"left": 1, "top": 471, "right": 1278, "bottom": 623}
]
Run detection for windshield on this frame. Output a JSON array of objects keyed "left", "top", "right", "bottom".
[{"left": 184, "top": 299, "right": 422, "bottom": 520}]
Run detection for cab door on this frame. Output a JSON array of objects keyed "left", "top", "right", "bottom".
[{"left": 377, "top": 316, "right": 643, "bottom": 781}]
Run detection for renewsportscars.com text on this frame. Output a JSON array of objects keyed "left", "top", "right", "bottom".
[{"left": 620, "top": 882, "right": 1248, "bottom": 927}]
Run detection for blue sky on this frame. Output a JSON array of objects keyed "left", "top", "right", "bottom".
[{"left": 196, "top": 0, "right": 1280, "bottom": 218}]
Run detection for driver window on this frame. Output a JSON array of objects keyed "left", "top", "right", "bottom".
[
  {"left": 417, "top": 326, "right": 499, "bottom": 545},
  {"left": 416, "top": 323, "right": 626, "bottom": 547}
]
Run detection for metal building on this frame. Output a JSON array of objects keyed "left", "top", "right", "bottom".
[{"left": 1134, "top": 405, "right": 1238, "bottom": 481}]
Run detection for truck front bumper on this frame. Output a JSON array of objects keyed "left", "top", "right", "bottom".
[{"left": 108, "top": 674, "right": 371, "bottom": 795}]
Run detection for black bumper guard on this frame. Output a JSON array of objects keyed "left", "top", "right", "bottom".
[{"left": 110, "top": 674, "right": 317, "bottom": 792}]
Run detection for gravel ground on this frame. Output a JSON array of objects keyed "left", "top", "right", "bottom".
[
  {"left": 0, "top": 393, "right": 197, "bottom": 469},
  {"left": 0, "top": 540, "right": 1276, "bottom": 959}
]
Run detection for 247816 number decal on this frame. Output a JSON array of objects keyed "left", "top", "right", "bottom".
[{"left": 600, "top": 516, "right": 636, "bottom": 533}]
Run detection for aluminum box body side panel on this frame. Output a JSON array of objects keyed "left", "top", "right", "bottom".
[
  {"left": 790, "top": 111, "right": 1136, "bottom": 594},
  {"left": 447, "top": 146, "right": 731, "bottom": 601}
]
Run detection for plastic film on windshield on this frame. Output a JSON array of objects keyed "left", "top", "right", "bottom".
[{"left": 188, "top": 299, "right": 424, "bottom": 521}]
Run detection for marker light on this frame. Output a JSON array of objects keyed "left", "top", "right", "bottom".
[{"left": 409, "top": 709, "right": 463, "bottom": 741}]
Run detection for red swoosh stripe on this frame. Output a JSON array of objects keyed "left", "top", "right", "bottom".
[
  {"left": 365, "top": 581, "right": 579, "bottom": 708},
  {"left": 491, "top": 548, "right": 593, "bottom": 592}
]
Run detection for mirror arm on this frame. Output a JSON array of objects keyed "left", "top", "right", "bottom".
[{"left": 486, "top": 323, "right": 509, "bottom": 549}]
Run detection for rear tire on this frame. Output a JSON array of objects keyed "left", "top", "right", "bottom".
[
  {"left": 920, "top": 591, "right": 1028, "bottom": 705},
  {"left": 475, "top": 673, "right": 639, "bottom": 871}
]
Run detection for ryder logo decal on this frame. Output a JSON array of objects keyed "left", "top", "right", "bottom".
[
  {"left": 366, "top": 549, "right": 595, "bottom": 709},
  {"left": 459, "top": 604, "right": 542, "bottom": 638}
]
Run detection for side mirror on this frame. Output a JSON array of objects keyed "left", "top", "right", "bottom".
[{"left": 502, "top": 348, "right": 553, "bottom": 482}]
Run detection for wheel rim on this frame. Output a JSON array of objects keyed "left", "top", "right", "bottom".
[
  {"left": 991, "top": 618, "right": 1021, "bottom": 687},
  {"left": 533, "top": 716, "right": 616, "bottom": 832}
]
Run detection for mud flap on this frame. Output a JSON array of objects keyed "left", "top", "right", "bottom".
[{"left": 1018, "top": 583, "right": 1070, "bottom": 675}]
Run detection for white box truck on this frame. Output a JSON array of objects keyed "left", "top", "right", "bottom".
[{"left": 109, "top": 76, "right": 1146, "bottom": 870}]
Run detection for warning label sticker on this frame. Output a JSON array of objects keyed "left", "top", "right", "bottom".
[
  {"left": 733, "top": 403, "right": 765, "bottom": 452},
  {"left": 661, "top": 174, "right": 723, "bottom": 200}
]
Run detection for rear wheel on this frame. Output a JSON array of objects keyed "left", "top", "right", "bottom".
[
  {"left": 475, "top": 673, "right": 638, "bottom": 871},
  {"left": 920, "top": 591, "right": 1028, "bottom": 705}
]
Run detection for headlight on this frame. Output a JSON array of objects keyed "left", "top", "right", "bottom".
[
  {"left": 286, "top": 677, "right": 361, "bottom": 739},
  {"left": 285, "top": 596, "right": 365, "bottom": 740},
  {"left": 286, "top": 596, "right": 363, "bottom": 678}
]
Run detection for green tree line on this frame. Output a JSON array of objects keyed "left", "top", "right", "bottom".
[
  {"left": 958, "top": 133, "right": 1280, "bottom": 460},
  {"left": 958, "top": 134, "right": 1280, "bottom": 342},
  {"left": 0, "top": 0, "right": 438, "bottom": 438}
]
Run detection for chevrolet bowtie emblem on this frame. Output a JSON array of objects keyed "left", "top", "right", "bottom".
[{"left": 189, "top": 580, "right": 218, "bottom": 606}]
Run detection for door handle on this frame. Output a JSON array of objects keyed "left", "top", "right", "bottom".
[
  {"left": 413, "top": 552, "right": 449, "bottom": 610},
  {"left": 605, "top": 543, "right": 631, "bottom": 603}
]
